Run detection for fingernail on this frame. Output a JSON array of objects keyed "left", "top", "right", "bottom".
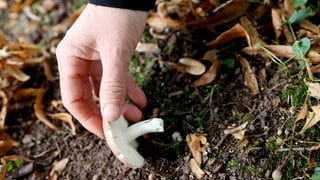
[{"left": 103, "top": 104, "right": 120, "bottom": 121}]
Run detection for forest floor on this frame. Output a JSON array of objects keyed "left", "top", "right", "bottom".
[{"left": 1, "top": 0, "right": 320, "bottom": 179}]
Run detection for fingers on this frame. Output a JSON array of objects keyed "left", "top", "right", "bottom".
[{"left": 56, "top": 41, "right": 104, "bottom": 138}]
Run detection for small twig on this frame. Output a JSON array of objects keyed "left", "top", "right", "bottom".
[{"left": 276, "top": 147, "right": 310, "bottom": 152}]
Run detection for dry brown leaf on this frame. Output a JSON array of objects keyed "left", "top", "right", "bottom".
[
  {"left": 232, "top": 129, "right": 249, "bottom": 147},
  {"left": 241, "top": 45, "right": 320, "bottom": 64},
  {"left": 0, "top": 30, "right": 6, "bottom": 48},
  {"left": 0, "top": 132, "right": 19, "bottom": 156},
  {"left": 0, "top": 158, "right": 6, "bottom": 179},
  {"left": 193, "top": 50, "right": 220, "bottom": 87},
  {"left": 311, "top": 64, "right": 320, "bottom": 74},
  {"left": 43, "top": 59, "right": 54, "bottom": 81},
  {"left": 299, "top": 105, "right": 320, "bottom": 134},
  {"left": 13, "top": 88, "right": 39, "bottom": 100},
  {"left": 238, "top": 55, "right": 259, "bottom": 95},
  {"left": 190, "top": 158, "right": 205, "bottom": 179},
  {"left": 187, "top": 0, "right": 250, "bottom": 29},
  {"left": 271, "top": 8, "right": 284, "bottom": 39},
  {"left": 147, "top": 16, "right": 183, "bottom": 30},
  {"left": 179, "top": 58, "right": 206, "bottom": 75},
  {"left": 239, "top": 16, "right": 261, "bottom": 47},
  {"left": 0, "top": 90, "right": 8, "bottom": 130},
  {"left": 186, "top": 134, "right": 207, "bottom": 165},
  {"left": 306, "top": 82, "right": 320, "bottom": 99},
  {"left": 48, "top": 113, "right": 76, "bottom": 135},
  {"left": 34, "top": 88, "right": 58, "bottom": 130},
  {"left": 135, "top": 42, "right": 160, "bottom": 53},
  {"left": 300, "top": 20, "right": 319, "bottom": 34},
  {"left": 49, "top": 157, "right": 69, "bottom": 180},
  {"left": 295, "top": 101, "right": 308, "bottom": 123},
  {"left": 5, "top": 64, "right": 30, "bottom": 82},
  {"left": 283, "top": 0, "right": 295, "bottom": 16},
  {"left": 308, "top": 143, "right": 320, "bottom": 168},
  {"left": 149, "top": 28, "right": 169, "bottom": 40},
  {"left": 51, "top": 100, "right": 64, "bottom": 110},
  {"left": 206, "top": 23, "right": 247, "bottom": 48},
  {"left": 224, "top": 122, "right": 248, "bottom": 135}
]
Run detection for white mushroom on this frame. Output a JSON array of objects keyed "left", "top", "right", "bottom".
[{"left": 106, "top": 115, "right": 164, "bottom": 168}]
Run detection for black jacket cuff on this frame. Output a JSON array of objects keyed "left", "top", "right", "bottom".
[{"left": 89, "top": 0, "right": 156, "bottom": 11}]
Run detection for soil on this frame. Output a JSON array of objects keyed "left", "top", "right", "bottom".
[{"left": 1, "top": 0, "right": 319, "bottom": 179}]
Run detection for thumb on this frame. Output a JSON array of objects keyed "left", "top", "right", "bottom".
[{"left": 99, "top": 48, "right": 131, "bottom": 122}]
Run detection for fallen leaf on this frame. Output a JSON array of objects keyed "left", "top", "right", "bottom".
[
  {"left": 241, "top": 45, "right": 320, "bottom": 63},
  {"left": 308, "top": 143, "right": 320, "bottom": 168},
  {"left": 49, "top": 157, "right": 69, "bottom": 180},
  {"left": 224, "top": 122, "right": 248, "bottom": 135},
  {"left": 13, "top": 88, "right": 39, "bottom": 100},
  {"left": 311, "top": 64, "right": 320, "bottom": 74},
  {"left": 271, "top": 8, "right": 283, "bottom": 39},
  {"left": 51, "top": 100, "right": 64, "bottom": 110},
  {"left": 5, "top": 64, "right": 30, "bottom": 82},
  {"left": 34, "top": 88, "right": 58, "bottom": 130},
  {"left": 0, "top": 132, "right": 19, "bottom": 156},
  {"left": 306, "top": 82, "right": 320, "bottom": 99},
  {"left": 190, "top": 158, "right": 205, "bottom": 179},
  {"left": 206, "top": 23, "right": 247, "bottom": 48},
  {"left": 179, "top": 58, "right": 206, "bottom": 75},
  {"left": 272, "top": 167, "right": 282, "bottom": 180},
  {"left": 299, "top": 105, "right": 320, "bottom": 134},
  {"left": 187, "top": 0, "right": 250, "bottom": 29},
  {"left": 0, "top": 158, "right": 6, "bottom": 179},
  {"left": 146, "top": 16, "right": 183, "bottom": 31},
  {"left": 0, "top": 30, "right": 6, "bottom": 48},
  {"left": 239, "top": 16, "right": 261, "bottom": 47},
  {"left": 300, "top": 20, "right": 319, "bottom": 34},
  {"left": 237, "top": 55, "right": 259, "bottom": 95},
  {"left": 167, "top": 58, "right": 206, "bottom": 75},
  {"left": 0, "top": 90, "right": 8, "bottom": 130},
  {"left": 135, "top": 42, "right": 160, "bottom": 53},
  {"left": 48, "top": 113, "right": 76, "bottom": 135},
  {"left": 186, "top": 134, "right": 207, "bottom": 165},
  {"left": 295, "top": 101, "right": 308, "bottom": 123},
  {"left": 231, "top": 129, "right": 249, "bottom": 147},
  {"left": 193, "top": 50, "right": 221, "bottom": 87}
]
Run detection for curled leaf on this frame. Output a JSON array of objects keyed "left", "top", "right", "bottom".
[
  {"left": 0, "top": 132, "right": 19, "bottom": 156},
  {"left": 241, "top": 45, "right": 320, "bottom": 63},
  {"left": 306, "top": 82, "right": 320, "bottom": 99},
  {"left": 237, "top": 55, "right": 259, "bottom": 95},
  {"left": 147, "top": 16, "right": 183, "bottom": 31},
  {"left": 5, "top": 64, "right": 30, "bottom": 82},
  {"left": 48, "top": 113, "right": 76, "bottom": 135},
  {"left": 186, "top": 134, "right": 207, "bottom": 165},
  {"left": 206, "top": 23, "right": 247, "bottom": 48},
  {"left": 34, "top": 88, "right": 57, "bottom": 130},
  {"left": 49, "top": 157, "right": 69, "bottom": 179},
  {"left": 193, "top": 50, "right": 221, "bottom": 87},
  {"left": 299, "top": 105, "right": 320, "bottom": 134},
  {"left": 0, "top": 90, "right": 8, "bottom": 130},
  {"left": 190, "top": 158, "right": 205, "bottom": 179}
]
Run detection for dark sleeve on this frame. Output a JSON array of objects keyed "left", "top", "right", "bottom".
[{"left": 88, "top": 0, "right": 156, "bottom": 11}]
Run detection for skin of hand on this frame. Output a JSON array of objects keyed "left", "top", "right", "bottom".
[{"left": 56, "top": 4, "right": 148, "bottom": 165}]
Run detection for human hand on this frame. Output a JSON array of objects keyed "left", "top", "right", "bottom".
[{"left": 56, "top": 4, "right": 147, "bottom": 142}]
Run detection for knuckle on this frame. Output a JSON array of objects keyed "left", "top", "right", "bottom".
[{"left": 100, "top": 81, "right": 126, "bottom": 102}]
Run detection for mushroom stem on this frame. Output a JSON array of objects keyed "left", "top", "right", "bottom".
[{"left": 126, "top": 118, "right": 164, "bottom": 143}]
